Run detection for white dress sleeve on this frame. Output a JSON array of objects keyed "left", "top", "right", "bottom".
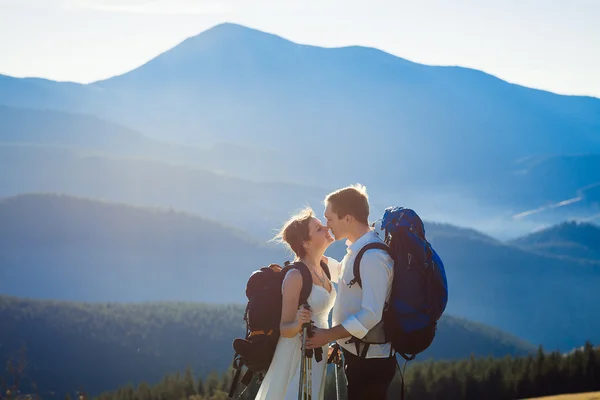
[{"left": 281, "top": 268, "right": 301, "bottom": 295}]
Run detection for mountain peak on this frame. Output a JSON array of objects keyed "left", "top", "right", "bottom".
[
  {"left": 200, "top": 22, "right": 281, "bottom": 36},
  {"left": 180, "top": 21, "right": 293, "bottom": 50}
]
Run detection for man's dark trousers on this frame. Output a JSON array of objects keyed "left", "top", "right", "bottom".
[{"left": 342, "top": 348, "right": 397, "bottom": 400}]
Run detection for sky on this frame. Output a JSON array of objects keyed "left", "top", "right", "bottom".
[{"left": 0, "top": 0, "right": 599, "bottom": 98}]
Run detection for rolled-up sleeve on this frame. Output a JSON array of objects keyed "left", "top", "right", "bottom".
[
  {"left": 340, "top": 250, "right": 393, "bottom": 339},
  {"left": 341, "top": 315, "right": 369, "bottom": 338}
]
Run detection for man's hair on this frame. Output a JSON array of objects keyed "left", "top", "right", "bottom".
[{"left": 324, "top": 184, "right": 369, "bottom": 225}]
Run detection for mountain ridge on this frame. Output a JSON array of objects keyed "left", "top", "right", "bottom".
[
  {"left": 2, "top": 192, "right": 600, "bottom": 351},
  {"left": 509, "top": 220, "right": 600, "bottom": 262}
]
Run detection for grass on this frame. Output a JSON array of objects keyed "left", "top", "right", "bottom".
[{"left": 525, "top": 392, "right": 600, "bottom": 400}]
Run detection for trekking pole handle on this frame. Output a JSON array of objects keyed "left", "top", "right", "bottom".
[
  {"left": 300, "top": 304, "right": 315, "bottom": 358},
  {"left": 301, "top": 304, "right": 312, "bottom": 329}
]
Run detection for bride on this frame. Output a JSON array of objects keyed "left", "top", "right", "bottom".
[{"left": 255, "top": 207, "right": 340, "bottom": 400}]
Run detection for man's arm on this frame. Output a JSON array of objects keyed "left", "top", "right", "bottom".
[{"left": 344, "top": 250, "right": 393, "bottom": 337}]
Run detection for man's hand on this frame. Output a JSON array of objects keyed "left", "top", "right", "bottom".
[
  {"left": 306, "top": 324, "right": 352, "bottom": 349},
  {"left": 305, "top": 328, "right": 330, "bottom": 349}
]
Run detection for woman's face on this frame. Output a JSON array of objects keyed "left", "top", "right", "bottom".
[{"left": 303, "top": 217, "right": 334, "bottom": 255}]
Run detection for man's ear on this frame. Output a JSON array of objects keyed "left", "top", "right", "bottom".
[{"left": 344, "top": 214, "right": 353, "bottom": 224}]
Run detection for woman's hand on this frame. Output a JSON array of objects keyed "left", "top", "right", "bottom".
[{"left": 296, "top": 307, "right": 312, "bottom": 329}]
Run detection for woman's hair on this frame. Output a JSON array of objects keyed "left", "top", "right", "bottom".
[{"left": 273, "top": 207, "right": 315, "bottom": 259}]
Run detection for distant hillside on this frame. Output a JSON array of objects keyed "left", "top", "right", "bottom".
[
  {"left": 0, "top": 105, "right": 280, "bottom": 178},
  {"left": 424, "top": 221, "right": 499, "bottom": 244},
  {"left": 0, "top": 193, "right": 286, "bottom": 303},
  {"left": 509, "top": 221, "right": 600, "bottom": 261},
  {"left": 0, "top": 144, "right": 331, "bottom": 238},
  {"left": 0, "top": 105, "right": 352, "bottom": 189},
  {"left": 2, "top": 193, "right": 599, "bottom": 351},
  {"left": 0, "top": 104, "right": 157, "bottom": 151},
  {"left": 0, "top": 295, "right": 536, "bottom": 398},
  {"left": 422, "top": 222, "right": 600, "bottom": 351}
]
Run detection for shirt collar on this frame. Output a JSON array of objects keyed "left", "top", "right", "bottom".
[{"left": 345, "top": 229, "right": 377, "bottom": 253}]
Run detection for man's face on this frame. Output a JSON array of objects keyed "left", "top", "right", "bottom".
[{"left": 324, "top": 202, "right": 347, "bottom": 240}]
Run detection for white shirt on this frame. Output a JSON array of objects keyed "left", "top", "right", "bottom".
[{"left": 327, "top": 229, "right": 394, "bottom": 358}]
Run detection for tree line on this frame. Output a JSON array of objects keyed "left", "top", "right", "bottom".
[{"left": 85, "top": 342, "right": 599, "bottom": 400}]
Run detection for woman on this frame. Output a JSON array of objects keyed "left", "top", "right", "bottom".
[{"left": 255, "top": 207, "right": 340, "bottom": 400}]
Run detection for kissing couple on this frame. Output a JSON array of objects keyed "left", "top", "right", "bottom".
[{"left": 254, "top": 184, "right": 397, "bottom": 400}]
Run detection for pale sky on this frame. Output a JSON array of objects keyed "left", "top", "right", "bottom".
[{"left": 0, "top": 0, "right": 599, "bottom": 98}]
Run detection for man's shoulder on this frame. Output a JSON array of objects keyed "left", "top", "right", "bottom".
[{"left": 358, "top": 239, "right": 394, "bottom": 268}]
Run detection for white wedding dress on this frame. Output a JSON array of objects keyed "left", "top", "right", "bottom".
[{"left": 254, "top": 271, "right": 337, "bottom": 400}]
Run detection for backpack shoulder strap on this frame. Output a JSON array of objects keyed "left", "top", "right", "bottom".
[
  {"left": 283, "top": 261, "right": 313, "bottom": 306},
  {"left": 320, "top": 260, "right": 331, "bottom": 281},
  {"left": 349, "top": 242, "right": 391, "bottom": 288}
]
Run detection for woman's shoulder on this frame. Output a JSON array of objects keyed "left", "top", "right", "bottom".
[{"left": 282, "top": 268, "right": 303, "bottom": 287}]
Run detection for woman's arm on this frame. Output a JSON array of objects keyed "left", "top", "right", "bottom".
[{"left": 279, "top": 269, "right": 311, "bottom": 338}]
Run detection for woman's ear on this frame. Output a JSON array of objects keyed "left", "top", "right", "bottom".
[{"left": 302, "top": 240, "right": 312, "bottom": 252}]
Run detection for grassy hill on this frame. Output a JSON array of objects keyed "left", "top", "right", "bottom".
[
  {"left": 0, "top": 295, "right": 536, "bottom": 398},
  {"left": 525, "top": 393, "right": 600, "bottom": 400}
]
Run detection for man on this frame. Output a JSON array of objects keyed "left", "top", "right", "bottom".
[{"left": 306, "top": 184, "right": 396, "bottom": 399}]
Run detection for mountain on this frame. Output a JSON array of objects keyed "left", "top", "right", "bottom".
[
  {"left": 0, "top": 104, "right": 211, "bottom": 165},
  {"left": 2, "top": 193, "right": 599, "bottom": 351},
  {"left": 0, "top": 295, "right": 536, "bottom": 398},
  {"left": 509, "top": 221, "right": 600, "bottom": 261},
  {"left": 427, "top": 225, "right": 600, "bottom": 351},
  {"left": 0, "top": 105, "right": 332, "bottom": 192},
  {"left": 0, "top": 145, "right": 335, "bottom": 238},
  {"left": 1, "top": 23, "right": 599, "bottom": 224},
  {"left": 90, "top": 23, "right": 600, "bottom": 161},
  {"left": 0, "top": 104, "right": 157, "bottom": 151},
  {"left": 0, "top": 193, "right": 287, "bottom": 303}
]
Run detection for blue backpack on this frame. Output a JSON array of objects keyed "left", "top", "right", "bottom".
[{"left": 349, "top": 206, "right": 448, "bottom": 362}]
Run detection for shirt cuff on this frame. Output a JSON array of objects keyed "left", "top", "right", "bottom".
[{"left": 341, "top": 315, "right": 369, "bottom": 339}]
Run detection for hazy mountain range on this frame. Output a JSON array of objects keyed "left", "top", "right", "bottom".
[
  {"left": 1, "top": 193, "right": 598, "bottom": 353},
  {"left": 1, "top": 23, "right": 600, "bottom": 238},
  {"left": 1, "top": 21, "right": 599, "bottom": 397}
]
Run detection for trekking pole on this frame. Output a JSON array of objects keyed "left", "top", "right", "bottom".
[
  {"left": 326, "top": 343, "right": 341, "bottom": 400},
  {"left": 299, "top": 305, "right": 311, "bottom": 400},
  {"left": 299, "top": 324, "right": 307, "bottom": 400},
  {"left": 334, "top": 361, "right": 340, "bottom": 400},
  {"left": 334, "top": 346, "right": 340, "bottom": 400},
  {"left": 340, "top": 348, "right": 349, "bottom": 386},
  {"left": 308, "top": 346, "right": 313, "bottom": 400},
  {"left": 305, "top": 319, "right": 315, "bottom": 400}
]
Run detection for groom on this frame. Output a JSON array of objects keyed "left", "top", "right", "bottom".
[{"left": 306, "top": 184, "right": 396, "bottom": 399}]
